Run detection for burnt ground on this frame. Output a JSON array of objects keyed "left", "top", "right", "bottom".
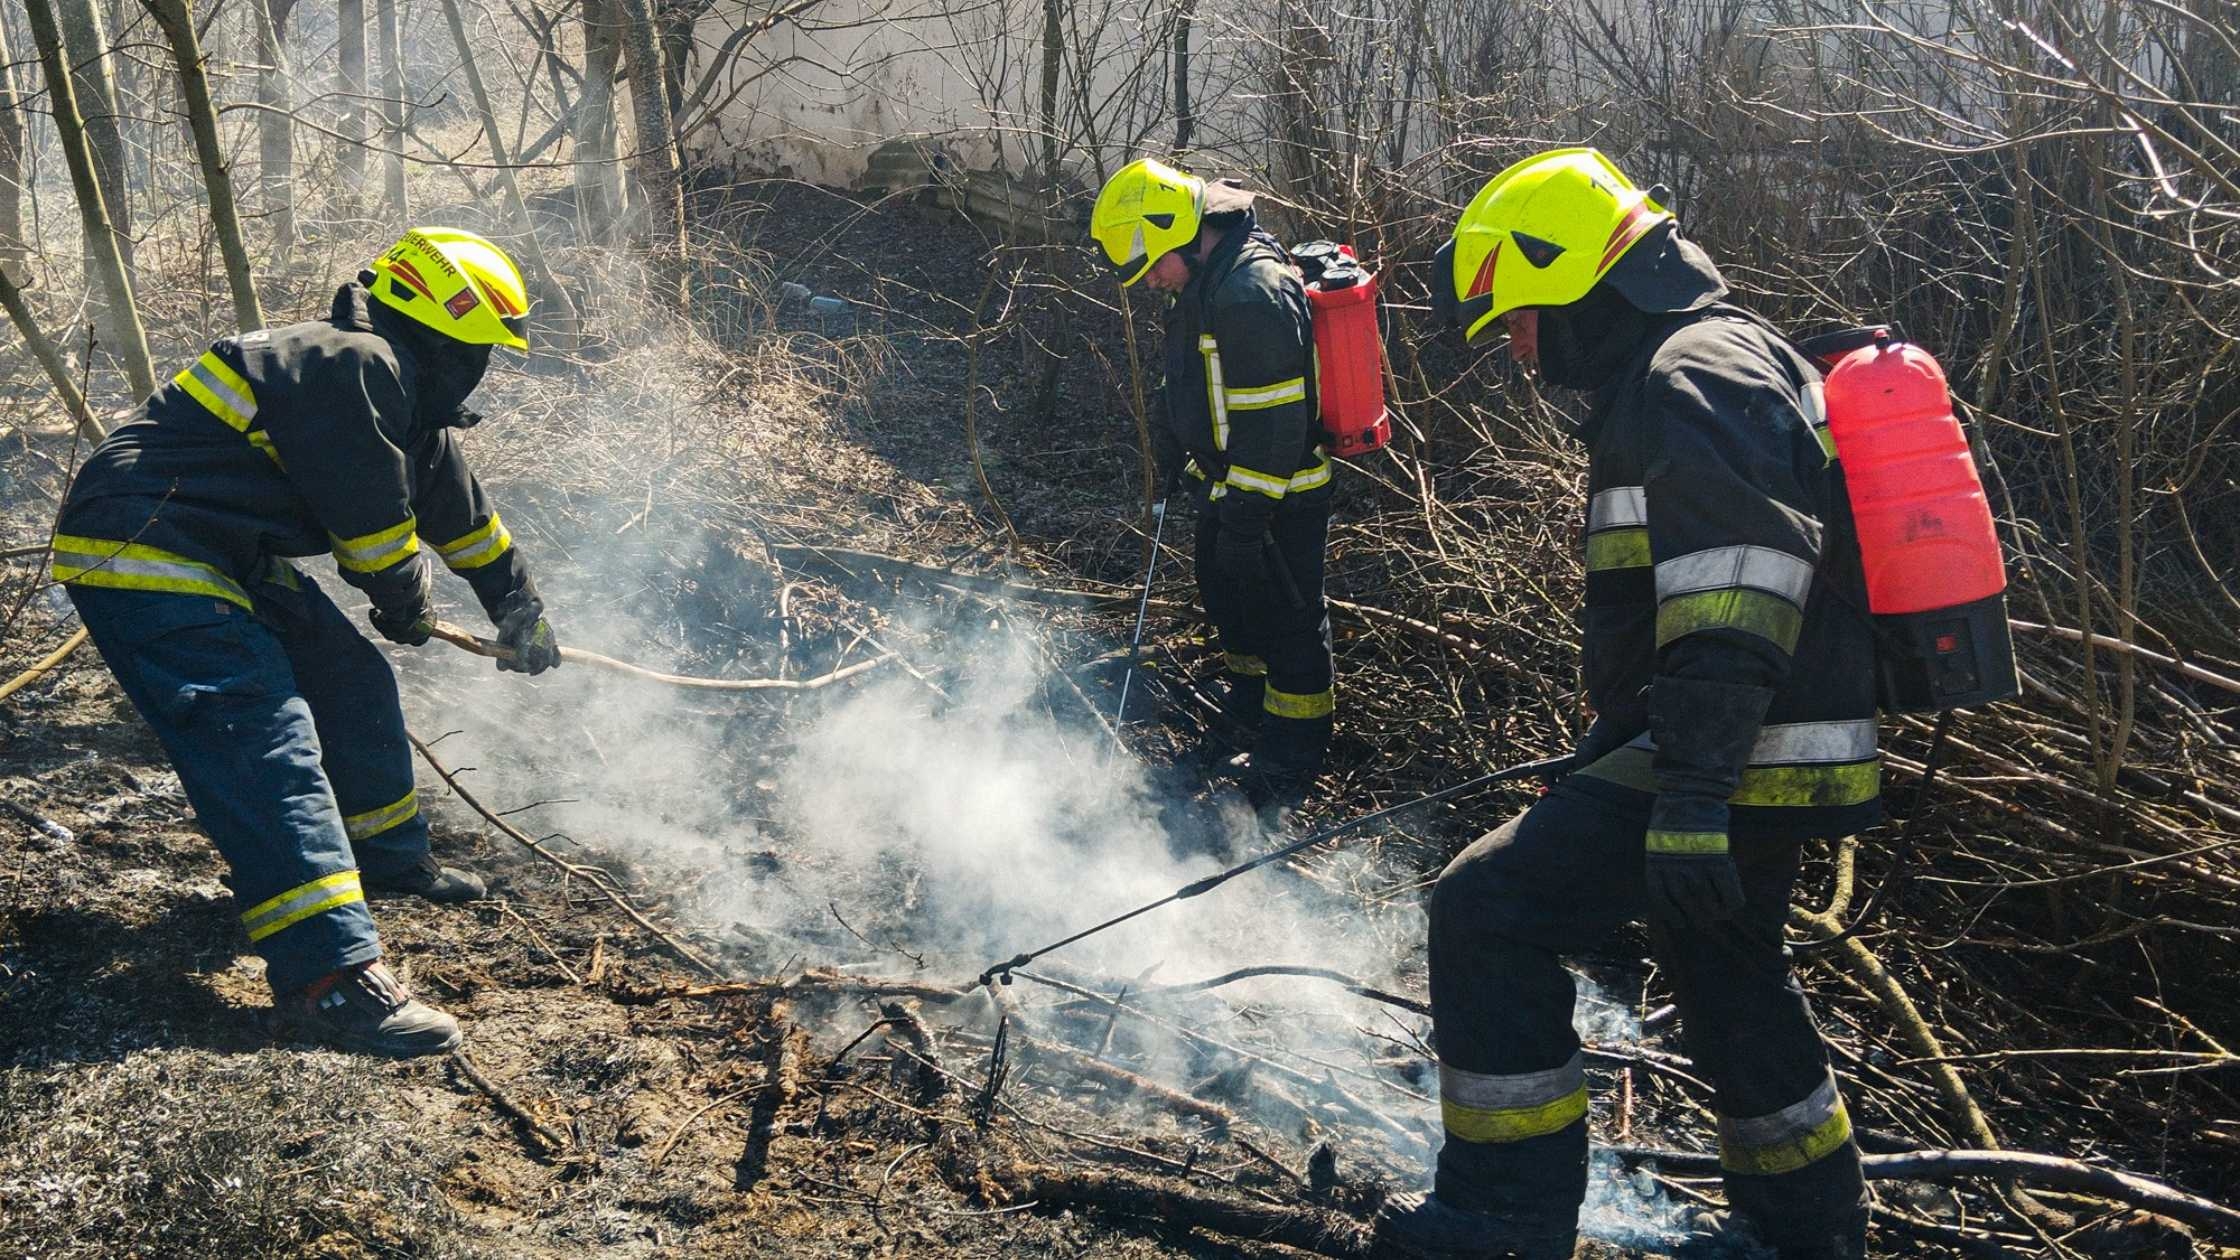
[{"left": 1, "top": 183, "right": 2228, "bottom": 1258}]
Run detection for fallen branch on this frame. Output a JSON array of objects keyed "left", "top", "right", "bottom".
[
  {"left": 1609, "top": 1145, "right": 2240, "bottom": 1239},
  {"left": 955, "top": 1158, "right": 1370, "bottom": 1257},
  {"left": 408, "top": 730, "right": 725, "bottom": 978},
  {"left": 2011, "top": 619, "right": 2240, "bottom": 699},
  {"left": 882, "top": 999, "right": 954, "bottom": 1106},
  {"left": 426, "top": 619, "right": 893, "bottom": 692},
  {"left": 451, "top": 1048, "right": 572, "bottom": 1156},
  {"left": 607, "top": 969, "right": 965, "bottom": 1006}
]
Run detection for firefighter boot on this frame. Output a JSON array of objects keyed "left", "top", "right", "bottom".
[
  {"left": 364, "top": 854, "right": 487, "bottom": 904},
  {"left": 281, "top": 960, "right": 462, "bottom": 1057},
  {"left": 1371, "top": 1192, "right": 1577, "bottom": 1260}
]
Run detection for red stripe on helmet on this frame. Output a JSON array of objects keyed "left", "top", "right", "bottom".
[
  {"left": 1466, "top": 240, "right": 1502, "bottom": 299},
  {"left": 387, "top": 258, "right": 437, "bottom": 301},
  {"left": 1598, "top": 201, "right": 1657, "bottom": 272},
  {"left": 475, "top": 278, "right": 522, "bottom": 317}
]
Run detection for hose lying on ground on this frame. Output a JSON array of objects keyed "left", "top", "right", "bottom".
[
  {"left": 426, "top": 619, "right": 893, "bottom": 692},
  {"left": 0, "top": 627, "right": 89, "bottom": 704}
]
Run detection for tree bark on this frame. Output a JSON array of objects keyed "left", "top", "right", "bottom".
[
  {"left": 574, "top": 0, "right": 626, "bottom": 242},
  {"left": 250, "top": 0, "right": 296, "bottom": 251},
  {"left": 1171, "top": 0, "right": 1197, "bottom": 153},
  {"left": 54, "top": 0, "right": 135, "bottom": 308},
  {"left": 435, "top": 0, "right": 579, "bottom": 351},
  {"left": 0, "top": 14, "right": 28, "bottom": 285},
  {"left": 0, "top": 266, "right": 101, "bottom": 440},
  {"left": 140, "top": 0, "right": 263, "bottom": 331},
  {"left": 375, "top": 0, "right": 407, "bottom": 216},
  {"left": 21, "top": 0, "right": 155, "bottom": 397},
  {"left": 336, "top": 0, "right": 366, "bottom": 190},
  {"left": 617, "top": 0, "right": 685, "bottom": 310}
]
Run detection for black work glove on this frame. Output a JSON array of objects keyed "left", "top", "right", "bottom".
[
  {"left": 1644, "top": 806, "right": 1746, "bottom": 928},
  {"left": 367, "top": 555, "right": 434, "bottom": 646},
  {"left": 1642, "top": 675, "right": 1774, "bottom": 928},
  {"left": 1213, "top": 525, "right": 1271, "bottom": 601},
  {"left": 491, "top": 588, "right": 561, "bottom": 675}
]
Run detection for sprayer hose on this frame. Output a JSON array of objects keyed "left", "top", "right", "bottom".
[{"left": 426, "top": 619, "right": 894, "bottom": 693}]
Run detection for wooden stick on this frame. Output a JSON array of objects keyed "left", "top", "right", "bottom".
[
  {"left": 427, "top": 619, "right": 893, "bottom": 693},
  {"left": 451, "top": 1048, "right": 570, "bottom": 1154},
  {"left": 960, "top": 1160, "right": 1371, "bottom": 1257},
  {"left": 2011, "top": 619, "right": 2240, "bottom": 698},
  {"left": 0, "top": 626, "right": 88, "bottom": 704},
  {"left": 1610, "top": 1145, "right": 2240, "bottom": 1238},
  {"left": 408, "top": 730, "right": 724, "bottom": 978}
]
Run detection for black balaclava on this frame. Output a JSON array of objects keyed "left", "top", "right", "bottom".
[
  {"left": 1534, "top": 279, "right": 1653, "bottom": 391},
  {"left": 365, "top": 284, "right": 493, "bottom": 431}
]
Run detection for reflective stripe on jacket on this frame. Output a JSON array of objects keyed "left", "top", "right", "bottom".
[
  {"left": 52, "top": 282, "right": 530, "bottom": 616},
  {"left": 1570, "top": 307, "right": 1882, "bottom": 840},
  {"left": 1159, "top": 207, "right": 1331, "bottom": 533}
]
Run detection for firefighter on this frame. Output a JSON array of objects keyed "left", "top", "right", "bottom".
[
  {"left": 1377, "top": 150, "right": 1880, "bottom": 1258},
  {"left": 1088, "top": 158, "right": 1334, "bottom": 819},
  {"left": 50, "top": 227, "right": 561, "bottom": 1059}
]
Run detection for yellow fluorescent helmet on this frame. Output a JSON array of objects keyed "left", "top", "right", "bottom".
[
  {"left": 370, "top": 227, "right": 532, "bottom": 351},
  {"left": 1445, "top": 148, "right": 1672, "bottom": 344},
  {"left": 1090, "top": 158, "right": 1206, "bottom": 286}
]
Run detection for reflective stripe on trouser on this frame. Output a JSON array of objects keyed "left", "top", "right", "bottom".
[
  {"left": 65, "top": 580, "right": 385, "bottom": 995},
  {"left": 1195, "top": 493, "right": 1334, "bottom": 780},
  {"left": 1427, "top": 789, "right": 1866, "bottom": 1244}
]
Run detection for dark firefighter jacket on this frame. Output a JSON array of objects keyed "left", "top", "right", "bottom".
[
  {"left": 1158, "top": 198, "right": 1330, "bottom": 539},
  {"left": 1565, "top": 303, "right": 1884, "bottom": 843},
  {"left": 51, "top": 281, "right": 531, "bottom": 619}
]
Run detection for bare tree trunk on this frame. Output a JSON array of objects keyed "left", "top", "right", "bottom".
[
  {"left": 55, "top": 0, "right": 135, "bottom": 310},
  {"left": 141, "top": 0, "right": 263, "bottom": 331},
  {"left": 0, "top": 266, "right": 101, "bottom": 439},
  {"left": 337, "top": 0, "right": 367, "bottom": 191},
  {"left": 21, "top": 0, "right": 155, "bottom": 396},
  {"left": 618, "top": 0, "right": 685, "bottom": 310},
  {"left": 251, "top": 0, "right": 296, "bottom": 252},
  {"left": 1172, "top": 0, "right": 1197, "bottom": 153},
  {"left": 375, "top": 0, "right": 407, "bottom": 216},
  {"left": 575, "top": 0, "right": 626, "bottom": 242},
  {"left": 0, "top": 15, "right": 28, "bottom": 285},
  {"left": 436, "top": 0, "right": 579, "bottom": 351}
]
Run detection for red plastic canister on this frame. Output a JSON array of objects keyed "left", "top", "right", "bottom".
[
  {"left": 1813, "top": 328, "right": 2017, "bottom": 712},
  {"left": 1821, "top": 334, "right": 2005, "bottom": 614},
  {"left": 1305, "top": 251, "right": 1391, "bottom": 459}
]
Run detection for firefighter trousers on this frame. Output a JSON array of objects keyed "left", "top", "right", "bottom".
[
  {"left": 1426, "top": 787, "right": 1868, "bottom": 1252},
  {"left": 1193, "top": 489, "right": 1334, "bottom": 781},
  {"left": 69, "top": 564, "right": 434, "bottom": 996}
]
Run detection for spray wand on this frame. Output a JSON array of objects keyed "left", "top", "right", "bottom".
[
  {"left": 1110, "top": 495, "right": 1171, "bottom": 737},
  {"left": 976, "top": 750, "right": 1575, "bottom": 986}
]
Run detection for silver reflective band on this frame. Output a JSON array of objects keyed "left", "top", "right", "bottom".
[
  {"left": 52, "top": 551, "right": 247, "bottom": 598},
  {"left": 1625, "top": 719, "right": 1877, "bottom": 767},
  {"left": 1226, "top": 379, "right": 1307, "bottom": 408},
  {"left": 1439, "top": 1052, "right": 1585, "bottom": 1110},
  {"left": 1803, "top": 380, "right": 1827, "bottom": 431},
  {"left": 186, "top": 360, "right": 258, "bottom": 426},
  {"left": 1589, "top": 485, "right": 1646, "bottom": 531},
  {"left": 1655, "top": 544, "right": 1814, "bottom": 606},
  {"left": 1721, "top": 1073, "right": 1840, "bottom": 1148}
]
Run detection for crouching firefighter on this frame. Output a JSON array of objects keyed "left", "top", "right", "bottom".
[
  {"left": 1377, "top": 149, "right": 1880, "bottom": 1258},
  {"left": 1089, "top": 158, "right": 1335, "bottom": 819},
  {"left": 50, "top": 227, "right": 563, "bottom": 1058}
]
